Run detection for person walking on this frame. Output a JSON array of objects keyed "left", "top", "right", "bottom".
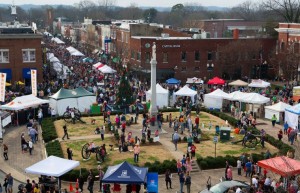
[
  {"left": 3, "top": 144, "right": 8, "bottom": 160},
  {"left": 78, "top": 175, "right": 84, "bottom": 192},
  {"left": 62, "top": 125, "right": 70, "bottom": 140},
  {"left": 179, "top": 171, "right": 185, "bottom": 193},
  {"left": 271, "top": 114, "right": 277, "bottom": 127},
  {"left": 100, "top": 127, "right": 105, "bottom": 141},
  {"left": 237, "top": 159, "right": 242, "bottom": 175},
  {"left": 6, "top": 174, "right": 13, "bottom": 193},
  {"left": 37, "top": 108, "right": 43, "bottom": 125},
  {"left": 133, "top": 144, "right": 140, "bottom": 163},
  {"left": 173, "top": 131, "right": 179, "bottom": 151},
  {"left": 185, "top": 172, "right": 191, "bottom": 193},
  {"left": 28, "top": 127, "right": 38, "bottom": 144},
  {"left": 28, "top": 140, "right": 33, "bottom": 155},
  {"left": 87, "top": 172, "right": 94, "bottom": 193},
  {"left": 67, "top": 148, "right": 73, "bottom": 160},
  {"left": 96, "top": 165, "right": 104, "bottom": 192},
  {"left": 165, "top": 169, "right": 172, "bottom": 189},
  {"left": 3, "top": 177, "right": 8, "bottom": 193},
  {"left": 283, "top": 121, "right": 289, "bottom": 134},
  {"left": 194, "top": 115, "right": 199, "bottom": 130}
]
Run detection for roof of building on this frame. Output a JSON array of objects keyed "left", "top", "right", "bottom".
[{"left": 131, "top": 36, "right": 192, "bottom": 40}]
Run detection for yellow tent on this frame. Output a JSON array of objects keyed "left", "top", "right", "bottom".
[
  {"left": 17, "top": 81, "right": 25, "bottom": 85},
  {"left": 5, "top": 82, "right": 11, "bottom": 86}
]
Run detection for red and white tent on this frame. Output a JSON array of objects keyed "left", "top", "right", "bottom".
[
  {"left": 93, "top": 62, "right": 105, "bottom": 69},
  {"left": 93, "top": 62, "right": 116, "bottom": 73}
]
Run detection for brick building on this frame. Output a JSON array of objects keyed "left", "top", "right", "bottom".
[{"left": 0, "top": 31, "right": 43, "bottom": 84}]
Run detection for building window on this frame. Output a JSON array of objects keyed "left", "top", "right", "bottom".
[
  {"left": 22, "top": 49, "right": 36, "bottom": 62},
  {"left": 163, "top": 52, "right": 168, "bottom": 63},
  {"left": 0, "top": 49, "right": 9, "bottom": 63},
  {"left": 145, "top": 52, "right": 150, "bottom": 63},
  {"left": 121, "top": 32, "right": 124, "bottom": 42},
  {"left": 195, "top": 51, "right": 200, "bottom": 61},
  {"left": 181, "top": 67, "right": 187, "bottom": 72},
  {"left": 137, "top": 52, "right": 141, "bottom": 61},
  {"left": 208, "top": 52, "right": 212, "bottom": 60},
  {"left": 125, "top": 34, "right": 128, "bottom": 43},
  {"left": 131, "top": 50, "right": 135, "bottom": 59},
  {"left": 181, "top": 51, "right": 187, "bottom": 62},
  {"left": 194, "top": 67, "right": 200, "bottom": 71}
]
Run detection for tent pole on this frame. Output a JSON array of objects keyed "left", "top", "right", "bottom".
[
  {"left": 58, "top": 177, "right": 61, "bottom": 193},
  {"left": 17, "top": 111, "right": 19, "bottom": 126}
]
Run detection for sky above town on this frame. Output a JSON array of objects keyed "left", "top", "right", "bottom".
[{"left": 4, "top": 0, "right": 259, "bottom": 8}]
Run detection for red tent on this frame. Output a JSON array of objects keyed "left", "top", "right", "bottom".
[
  {"left": 207, "top": 77, "right": 225, "bottom": 85},
  {"left": 257, "top": 156, "right": 300, "bottom": 177}
]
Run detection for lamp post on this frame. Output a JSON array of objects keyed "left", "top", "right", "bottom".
[{"left": 207, "top": 63, "right": 214, "bottom": 79}]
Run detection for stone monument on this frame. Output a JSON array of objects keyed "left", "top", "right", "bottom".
[{"left": 150, "top": 42, "right": 158, "bottom": 130}]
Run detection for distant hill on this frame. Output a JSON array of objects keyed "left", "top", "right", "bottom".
[{"left": 0, "top": 3, "right": 229, "bottom": 12}]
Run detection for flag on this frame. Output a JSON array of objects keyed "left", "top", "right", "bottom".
[
  {"left": 31, "top": 69, "right": 37, "bottom": 96},
  {"left": 0, "top": 73, "right": 6, "bottom": 102}
]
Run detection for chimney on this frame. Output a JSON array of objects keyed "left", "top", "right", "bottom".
[{"left": 233, "top": 29, "right": 239, "bottom": 39}]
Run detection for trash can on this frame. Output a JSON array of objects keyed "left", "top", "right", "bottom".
[
  {"left": 215, "top": 125, "right": 220, "bottom": 135},
  {"left": 220, "top": 127, "right": 231, "bottom": 141}
]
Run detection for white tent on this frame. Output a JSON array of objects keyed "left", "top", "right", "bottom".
[
  {"left": 99, "top": 65, "right": 116, "bottom": 74},
  {"left": 51, "top": 37, "right": 65, "bottom": 44},
  {"left": 173, "top": 85, "right": 197, "bottom": 103},
  {"left": 285, "top": 104, "right": 300, "bottom": 128},
  {"left": 228, "top": 79, "right": 248, "bottom": 86},
  {"left": 25, "top": 155, "right": 79, "bottom": 177},
  {"left": 70, "top": 50, "right": 84, "bottom": 57},
  {"left": 248, "top": 79, "right": 270, "bottom": 88},
  {"left": 204, "top": 89, "right": 230, "bottom": 109},
  {"left": 0, "top": 95, "right": 49, "bottom": 111},
  {"left": 146, "top": 84, "right": 169, "bottom": 108},
  {"left": 227, "top": 91, "right": 249, "bottom": 101},
  {"left": 241, "top": 93, "right": 270, "bottom": 104},
  {"left": 49, "top": 57, "right": 60, "bottom": 63},
  {"left": 47, "top": 53, "right": 55, "bottom": 60},
  {"left": 265, "top": 102, "right": 291, "bottom": 122}
]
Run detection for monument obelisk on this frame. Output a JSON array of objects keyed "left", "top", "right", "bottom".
[{"left": 150, "top": 42, "right": 158, "bottom": 130}]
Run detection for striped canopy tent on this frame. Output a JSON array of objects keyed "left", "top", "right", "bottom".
[{"left": 93, "top": 62, "right": 105, "bottom": 69}]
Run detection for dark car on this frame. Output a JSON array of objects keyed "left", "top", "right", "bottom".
[{"left": 199, "top": 180, "right": 250, "bottom": 193}]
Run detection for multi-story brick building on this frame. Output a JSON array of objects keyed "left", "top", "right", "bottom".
[{"left": 0, "top": 26, "right": 43, "bottom": 84}]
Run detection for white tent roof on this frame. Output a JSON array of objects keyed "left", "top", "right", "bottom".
[
  {"left": 228, "top": 91, "right": 249, "bottom": 101},
  {"left": 204, "top": 89, "right": 231, "bottom": 99},
  {"left": 228, "top": 79, "right": 248, "bottom": 86},
  {"left": 47, "top": 53, "right": 55, "bottom": 60},
  {"left": 0, "top": 95, "right": 49, "bottom": 111},
  {"left": 70, "top": 51, "right": 84, "bottom": 56},
  {"left": 51, "top": 37, "right": 65, "bottom": 44},
  {"left": 285, "top": 104, "right": 300, "bottom": 115},
  {"left": 98, "top": 65, "right": 116, "bottom": 73},
  {"left": 186, "top": 77, "right": 203, "bottom": 84},
  {"left": 66, "top": 46, "right": 77, "bottom": 52},
  {"left": 174, "top": 85, "right": 197, "bottom": 96},
  {"left": 25, "top": 156, "right": 80, "bottom": 177},
  {"left": 241, "top": 93, "right": 270, "bottom": 104},
  {"left": 147, "top": 84, "right": 168, "bottom": 94},
  {"left": 248, "top": 79, "right": 270, "bottom": 88},
  {"left": 49, "top": 57, "right": 60, "bottom": 63},
  {"left": 265, "top": 102, "right": 291, "bottom": 112}
]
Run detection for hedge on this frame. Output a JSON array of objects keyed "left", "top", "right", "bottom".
[
  {"left": 201, "top": 108, "right": 294, "bottom": 155},
  {"left": 45, "top": 140, "right": 64, "bottom": 157},
  {"left": 144, "top": 159, "right": 177, "bottom": 174},
  {"left": 42, "top": 118, "right": 58, "bottom": 143}
]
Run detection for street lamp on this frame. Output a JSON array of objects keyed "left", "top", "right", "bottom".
[{"left": 207, "top": 63, "right": 214, "bottom": 79}]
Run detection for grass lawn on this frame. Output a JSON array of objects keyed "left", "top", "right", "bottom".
[{"left": 61, "top": 138, "right": 174, "bottom": 170}]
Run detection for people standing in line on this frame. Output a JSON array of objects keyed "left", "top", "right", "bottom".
[
  {"left": 179, "top": 170, "right": 185, "bottom": 193},
  {"left": 62, "top": 125, "right": 70, "bottom": 140},
  {"left": 271, "top": 114, "right": 277, "bottom": 127},
  {"left": 185, "top": 172, "right": 191, "bottom": 193},
  {"left": 133, "top": 144, "right": 140, "bottom": 163},
  {"left": 28, "top": 127, "right": 38, "bottom": 144},
  {"left": 6, "top": 174, "right": 13, "bottom": 193},
  {"left": 67, "top": 148, "right": 73, "bottom": 160},
  {"left": 172, "top": 131, "right": 179, "bottom": 151},
  {"left": 87, "top": 172, "right": 94, "bottom": 193},
  {"left": 165, "top": 169, "right": 172, "bottom": 189},
  {"left": 227, "top": 166, "right": 233, "bottom": 180},
  {"left": 115, "top": 114, "right": 120, "bottom": 129},
  {"left": 3, "top": 144, "right": 8, "bottom": 160},
  {"left": 25, "top": 179, "right": 33, "bottom": 193},
  {"left": 3, "top": 177, "right": 8, "bottom": 193},
  {"left": 100, "top": 126, "right": 105, "bottom": 141},
  {"left": 37, "top": 108, "right": 43, "bottom": 125},
  {"left": 28, "top": 140, "right": 33, "bottom": 155},
  {"left": 78, "top": 175, "right": 84, "bottom": 192}
]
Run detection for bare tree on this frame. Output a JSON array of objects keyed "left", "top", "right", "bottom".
[
  {"left": 262, "top": 0, "right": 300, "bottom": 23},
  {"left": 231, "top": 1, "right": 259, "bottom": 20}
]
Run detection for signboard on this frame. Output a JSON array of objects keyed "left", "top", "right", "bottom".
[
  {"left": 0, "top": 73, "right": 6, "bottom": 102},
  {"left": 31, "top": 69, "right": 37, "bottom": 96},
  {"left": 147, "top": 172, "right": 158, "bottom": 193},
  {"left": 162, "top": 45, "right": 180, "bottom": 48},
  {"left": 213, "top": 136, "right": 218, "bottom": 144}
]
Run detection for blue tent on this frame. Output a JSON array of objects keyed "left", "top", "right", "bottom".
[
  {"left": 166, "top": 78, "right": 180, "bottom": 84},
  {"left": 102, "top": 161, "right": 148, "bottom": 184}
]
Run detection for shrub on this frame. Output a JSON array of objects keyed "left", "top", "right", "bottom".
[
  {"left": 45, "top": 140, "right": 63, "bottom": 157},
  {"left": 141, "top": 138, "right": 146, "bottom": 144},
  {"left": 148, "top": 138, "right": 154, "bottom": 143},
  {"left": 41, "top": 118, "right": 58, "bottom": 143}
]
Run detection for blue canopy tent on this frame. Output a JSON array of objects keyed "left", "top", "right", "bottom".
[
  {"left": 102, "top": 161, "right": 148, "bottom": 184},
  {"left": 285, "top": 104, "right": 300, "bottom": 129},
  {"left": 166, "top": 78, "right": 180, "bottom": 85}
]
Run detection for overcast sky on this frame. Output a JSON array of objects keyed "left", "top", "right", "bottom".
[{"left": 3, "top": 0, "right": 259, "bottom": 8}]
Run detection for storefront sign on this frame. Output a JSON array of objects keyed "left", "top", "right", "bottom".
[
  {"left": 31, "top": 69, "right": 37, "bottom": 96},
  {"left": 162, "top": 45, "right": 181, "bottom": 48},
  {"left": 0, "top": 73, "right": 6, "bottom": 102}
]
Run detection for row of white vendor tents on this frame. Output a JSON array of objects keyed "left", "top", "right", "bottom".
[{"left": 204, "top": 89, "right": 300, "bottom": 129}]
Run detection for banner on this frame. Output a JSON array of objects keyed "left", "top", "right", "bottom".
[
  {"left": 31, "top": 69, "right": 37, "bottom": 96},
  {"left": 147, "top": 172, "right": 158, "bottom": 193},
  {"left": 0, "top": 73, "right": 6, "bottom": 102}
]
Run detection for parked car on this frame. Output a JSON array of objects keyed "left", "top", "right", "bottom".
[{"left": 199, "top": 180, "right": 250, "bottom": 193}]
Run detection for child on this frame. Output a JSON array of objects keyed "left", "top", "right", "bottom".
[{"left": 278, "top": 130, "right": 283, "bottom": 141}]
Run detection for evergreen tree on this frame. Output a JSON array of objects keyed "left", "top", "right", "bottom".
[{"left": 116, "top": 67, "right": 133, "bottom": 107}]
